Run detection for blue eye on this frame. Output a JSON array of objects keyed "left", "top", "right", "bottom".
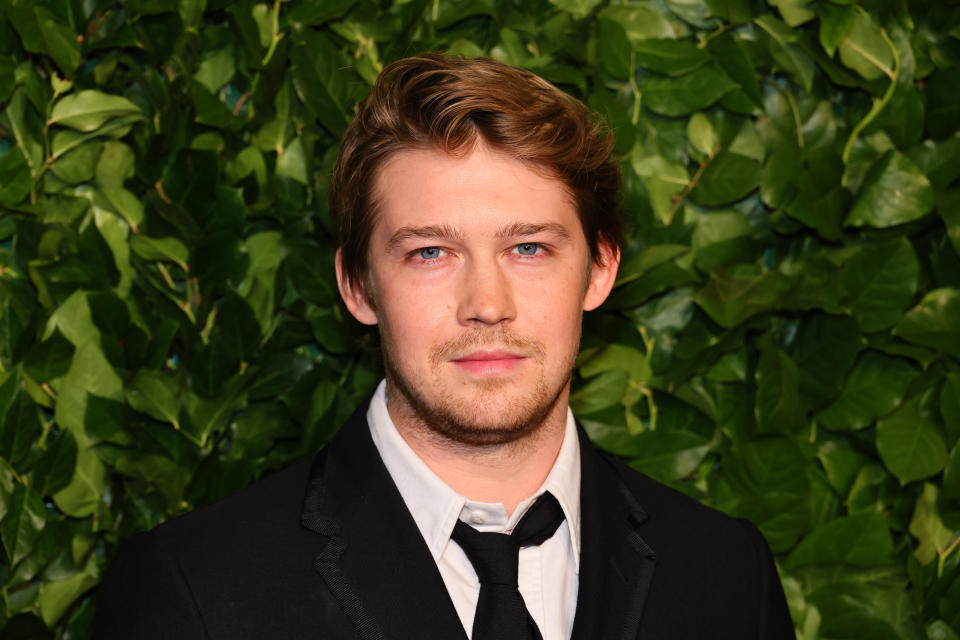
[
  {"left": 418, "top": 247, "right": 442, "bottom": 260},
  {"left": 516, "top": 243, "right": 540, "bottom": 255}
]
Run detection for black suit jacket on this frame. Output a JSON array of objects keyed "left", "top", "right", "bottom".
[{"left": 95, "top": 404, "right": 794, "bottom": 639}]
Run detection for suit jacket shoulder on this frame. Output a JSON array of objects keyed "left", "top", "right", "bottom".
[
  {"left": 94, "top": 456, "right": 361, "bottom": 639},
  {"left": 585, "top": 447, "right": 794, "bottom": 639}
]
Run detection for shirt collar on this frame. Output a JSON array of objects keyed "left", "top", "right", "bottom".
[{"left": 366, "top": 379, "right": 581, "bottom": 571}]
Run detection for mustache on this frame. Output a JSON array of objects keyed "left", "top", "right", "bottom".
[{"left": 430, "top": 326, "right": 546, "bottom": 366}]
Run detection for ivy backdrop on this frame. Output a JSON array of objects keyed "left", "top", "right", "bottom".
[{"left": 0, "top": 0, "right": 959, "bottom": 637}]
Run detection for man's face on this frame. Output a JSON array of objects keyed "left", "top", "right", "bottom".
[{"left": 337, "top": 143, "right": 619, "bottom": 446}]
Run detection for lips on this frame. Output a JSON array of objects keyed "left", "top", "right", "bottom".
[{"left": 451, "top": 350, "right": 527, "bottom": 374}]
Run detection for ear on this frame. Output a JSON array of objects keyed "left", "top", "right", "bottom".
[
  {"left": 335, "top": 249, "right": 379, "bottom": 325},
  {"left": 582, "top": 242, "right": 620, "bottom": 312}
]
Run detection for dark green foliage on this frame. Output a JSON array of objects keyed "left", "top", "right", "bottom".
[{"left": 0, "top": 0, "right": 958, "bottom": 636}]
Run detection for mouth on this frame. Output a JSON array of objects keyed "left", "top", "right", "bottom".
[{"left": 451, "top": 350, "right": 528, "bottom": 375}]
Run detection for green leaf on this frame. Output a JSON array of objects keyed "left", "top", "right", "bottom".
[
  {"left": 34, "top": 7, "right": 81, "bottom": 77},
  {"left": 894, "top": 288, "right": 960, "bottom": 361},
  {"left": 39, "top": 570, "right": 99, "bottom": 627},
  {"left": 626, "top": 430, "right": 713, "bottom": 482},
  {"left": 48, "top": 90, "right": 145, "bottom": 133},
  {"left": 710, "top": 437, "right": 810, "bottom": 552},
  {"left": 664, "top": 0, "right": 712, "bottom": 28},
  {"left": 770, "top": 0, "right": 814, "bottom": 27},
  {"left": 786, "top": 511, "right": 894, "bottom": 568},
  {"left": 784, "top": 174, "right": 847, "bottom": 242},
  {"left": 99, "top": 185, "right": 146, "bottom": 228},
  {"left": 630, "top": 152, "right": 689, "bottom": 224},
  {"left": 598, "top": 6, "right": 676, "bottom": 42},
  {"left": 876, "top": 401, "right": 949, "bottom": 485},
  {"left": 605, "top": 261, "right": 699, "bottom": 309},
  {"left": 49, "top": 114, "right": 142, "bottom": 161},
  {"left": 578, "top": 343, "right": 652, "bottom": 383},
  {"left": 91, "top": 207, "right": 134, "bottom": 296},
  {"left": 95, "top": 140, "right": 136, "bottom": 189},
  {"left": 616, "top": 244, "right": 690, "bottom": 287},
  {"left": 179, "top": 0, "right": 207, "bottom": 29},
  {"left": 275, "top": 137, "right": 308, "bottom": 185},
  {"left": 570, "top": 370, "right": 628, "bottom": 415},
  {"left": 755, "top": 14, "right": 815, "bottom": 91},
  {"left": 643, "top": 64, "right": 739, "bottom": 117},
  {"left": 706, "top": 33, "right": 763, "bottom": 108},
  {"left": 789, "top": 313, "right": 862, "bottom": 409},
  {"left": 286, "top": 0, "right": 354, "bottom": 25},
  {"left": 842, "top": 238, "right": 920, "bottom": 333},
  {"left": 820, "top": 4, "right": 854, "bottom": 57},
  {"left": 289, "top": 30, "right": 355, "bottom": 137},
  {"left": 754, "top": 339, "right": 802, "bottom": 434},
  {"left": 818, "top": 440, "right": 871, "bottom": 496},
  {"left": 761, "top": 145, "right": 799, "bottom": 209},
  {"left": 195, "top": 48, "right": 236, "bottom": 94},
  {"left": 0, "top": 146, "right": 31, "bottom": 205},
  {"left": 810, "top": 582, "right": 915, "bottom": 640},
  {"left": 23, "top": 330, "right": 75, "bottom": 382},
  {"left": 31, "top": 428, "right": 77, "bottom": 497},
  {"left": 50, "top": 140, "right": 102, "bottom": 184},
  {"left": 691, "top": 151, "right": 762, "bottom": 207},
  {"left": 696, "top": 267, "right": 790, "bottom": 328},
  {"left": 909, "top": 483, "right": 958, "bottom": 565},
  {"left": 938, "top": 189, "right": 960, "bottom": 260},
  {"left": 633, "top": 38, "right": 711, "bottom": 76},
  {"left": 0, "top": 387, "right": 42, "bottom": 465},
  {"left": 238, "top": 230, "right": 286, "bottom": 332},
  {"left": 596, "top": 19, "right": 631, "bottom": 80},
  {"left": 817, "top": 351, "right": 918, "bottom": 432},
  {"left": 845, "top": 152, "right": 934, "bottom": 228},
  {"left": 125, "top": 370, "right": 181, "bottom": 428},
  {"left": 687, "top": 113, "right": 717, "bottom": 156},
  {"left": 837, "top": 10, "right": 895, "bottom": 81},
  {"left": 129, "top": 235, "right": 189, "bottom": 269},
  {"left": 6, "top": 88, "right": 45, "bottom": 176},
  {"left": 52, "top": 441, "right": 107, "bottom": 519},
  {"left": 1, "top": 483, "right": 47, "bottom": 565},
  {"left": 705, "top": 0, "right": 756, "bottom": 24},
  {"left": 253, "top": 82, "right": 293, "bottom": 153},
  {"left": 215, "top": 292, "right": 262, "bottom": 362},
  {"left": 549, "top": 0, "right": 602, "bottom": 19}
]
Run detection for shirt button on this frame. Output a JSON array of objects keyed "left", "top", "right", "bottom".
[{"left": 470, "top": 514, "right": 485, "bottom": 525}]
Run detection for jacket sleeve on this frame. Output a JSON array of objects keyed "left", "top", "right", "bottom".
[
  {"left": 94, "top": 531, "right": 210, "bottom": 639},
  {"left": 739, "top": 519, "right": 796, "bottom": 640}
]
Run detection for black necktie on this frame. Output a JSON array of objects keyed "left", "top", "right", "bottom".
[{"left": 451, "top": 491, "right": 566, "bottom": 640}]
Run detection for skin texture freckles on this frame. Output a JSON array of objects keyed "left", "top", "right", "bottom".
[{"left": 337, "top": 141, "right": 619, "bottom": 503}]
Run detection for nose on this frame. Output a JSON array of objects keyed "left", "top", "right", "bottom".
[{"left": 457, "top": 257, "right": 517, "bottom": 327}]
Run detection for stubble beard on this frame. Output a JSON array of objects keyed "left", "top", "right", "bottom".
[{"left": 382, "top": 325, "right": 577, "bottom": 447}]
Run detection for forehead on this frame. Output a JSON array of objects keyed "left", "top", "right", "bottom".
[{"left": 370, "top": 143, "right": 579, "bottom": 236}]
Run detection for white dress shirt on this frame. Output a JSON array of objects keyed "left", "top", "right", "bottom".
[{"left": 367, "top": 380, "right": 581, "bottom": 640}]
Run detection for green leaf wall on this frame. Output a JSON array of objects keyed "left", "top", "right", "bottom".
[{"left": 0, "top": 0, "right": 958, "bottom": 637}]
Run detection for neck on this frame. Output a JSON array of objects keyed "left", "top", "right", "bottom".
[{"left": 385, "top": 385, "right": 569, "bottom": 516}]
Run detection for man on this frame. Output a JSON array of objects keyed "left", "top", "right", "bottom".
[{"left": 96, "top": 55, "right": 794, "bottom": 639}]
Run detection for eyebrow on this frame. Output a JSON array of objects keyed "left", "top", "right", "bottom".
[
  {"left": 385, "top": 221, "right": 573, "bottom": 251},
  {"left": 386, "top": 224, "right": 463, "bottom": 251},
  {"left": 495, "top": 222, "right": 572, "bottom": 240}
]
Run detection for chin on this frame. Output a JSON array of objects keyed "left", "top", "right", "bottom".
[{"left": 387, "top": 365, "right": 569, "bottom": 447}]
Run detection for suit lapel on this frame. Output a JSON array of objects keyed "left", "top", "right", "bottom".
[
  {"left": 571, "top": 427, "right": 657, "bottom": 640},
  {"left": 300, "top": 406, "right": 468, "bottom": 640}
]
